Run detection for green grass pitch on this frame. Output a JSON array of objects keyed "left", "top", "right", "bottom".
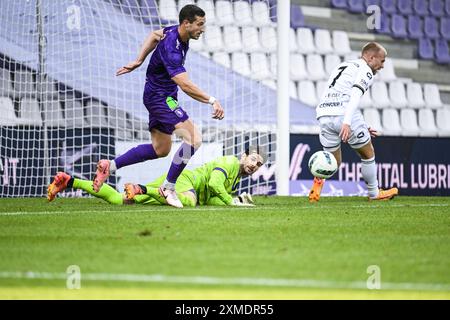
[{"left": 0, "top": 196, "right": 449, "bottom": 299}]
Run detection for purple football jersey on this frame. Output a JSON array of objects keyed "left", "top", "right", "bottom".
[{"left": 144, "top": 25, "right": 189, "bottom": 102}]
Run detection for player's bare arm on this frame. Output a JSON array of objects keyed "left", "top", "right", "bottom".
[
  {"left": 172, "top": 72, "right": 224, "bottom": 120},
  {"left": 116, "top": 28, "right": 164, "bottom": 76}
]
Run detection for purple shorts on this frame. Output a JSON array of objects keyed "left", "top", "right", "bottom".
[{"left": 144, "top": 98, "right": 189, "bottom": 135}]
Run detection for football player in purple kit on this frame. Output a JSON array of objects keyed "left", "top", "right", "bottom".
[{"left": 92, "top": 5, "right": 224, "bottom": 208}]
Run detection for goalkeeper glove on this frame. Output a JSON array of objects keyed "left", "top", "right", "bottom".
[{"left": 231, "top": 192, "right": 255, "bottom": 206}]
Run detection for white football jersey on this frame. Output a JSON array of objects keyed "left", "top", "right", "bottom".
[{"left": 316, "top": 58, "right": 374, "bottom": 119}]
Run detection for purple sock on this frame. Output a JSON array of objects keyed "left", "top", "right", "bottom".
[
  {"left": 114, "top": 144, "right": 158, "bottom": 169},
  {"left": 166, "top": 142, "right": 197, "bottom": 184}
]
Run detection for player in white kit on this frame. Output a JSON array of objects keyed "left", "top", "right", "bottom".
[{"left": 309, "top": 42, "right": 398, "bottom": 202}]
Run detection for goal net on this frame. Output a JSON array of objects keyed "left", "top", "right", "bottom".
[{"left": 0, "top": 0, "right": 282, "bottom": 198}]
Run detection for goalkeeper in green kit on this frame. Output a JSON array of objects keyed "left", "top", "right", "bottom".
[{"left": 47, "top": 146, "right": 265, "bottom": 207}]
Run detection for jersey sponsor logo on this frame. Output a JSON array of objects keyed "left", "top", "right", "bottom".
[
  {"left": 367, "top": 72, "right": 373, "bottom": 79},
  {"left": 318, "top": 101, "right": 343, "bottom": 108},
  {"left": 357, "top": 131, "right": 365, "bottom": 138},
  {"left": 174, "top": 108, "right": 185, "bottom": 118},
  {"left": 359, "top": 78, "right": 369, "bottom": 88}
]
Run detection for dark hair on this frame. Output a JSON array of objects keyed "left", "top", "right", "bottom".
[{"left": 179, "top": 4, "right": 205, "bottom": 24}]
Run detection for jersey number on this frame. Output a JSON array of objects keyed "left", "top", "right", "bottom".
[{"left": 329, "top": 66, "right": 347, "bottom": 88}]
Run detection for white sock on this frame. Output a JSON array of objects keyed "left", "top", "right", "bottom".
[
  {"left": 361, "top": 157, "right": 379, "bottom": 198},
  {"left": 109, "top": 160, "right": 117, "bottom": 173},
  {"left": 163, "top": 180, "right": 175, "bottom": 191}
]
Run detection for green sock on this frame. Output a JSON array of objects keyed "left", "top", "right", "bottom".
[{"left": 72, "top": 178, "right": 123, "bottom": 205}]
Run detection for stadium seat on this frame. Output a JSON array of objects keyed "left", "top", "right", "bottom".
[
  {"left": 324, "top": 54, "right": 341, "bottom": 75},
  {"left": 270, "top": 53, "right": 277, "bottom": 77},
  {"left": 13, "top": 70, "right": 36, "bottom": 99},
  {"left": 212, "top": 52, "right": 231, "bottom": 68},
  {"left": 400, "top": 109, "right": 420, "bottom": 136},
  {"left": 0, "top": 96, "right": 20, "bottom": 126},
  {"left": 289, "top": 28, "right": 298, "bottom": 52},
  {"left": 223, "top": 26, "right": 243, "bottom": 52},
  {"left": 196, "top": 0, "right": 216, "bottom": 24},
  {"left": 381, "top": 0, "right": 398, "bottom": 14},
  {"left": 389, "top": 81, "right": 408, "bottom": 109},
  {"left": 371, "top": 82, "right": 391, "bottom": 109},
  {"left": 241, "top": 26, "right": 263, "bottom": 52},
  {"left": 418, "top": 37, "right": 434, "bottom": 60},
  {"left": 158, "top": 0, "right": 178, "bottom": 22},
  {"left": 64, "top": 100, "right": 86, "bottom": 128},
  {"left": 85, "top": 101, "right": 108, "bottom": 127},
  {"left": 306, "top": 54, "right": 326, "bottom": 81},
  {"left": 392, "top": 14, "right": 408, "bottom": 38},
  {"left": 398, "top": 0, "right": 414, "bottom": 15},
  {"left": 140, "top": 0, "right": 167, "bottom": 25},
  {"left": 289, "top": 53, "right": 308, "bottom": 80},
  {"left": 332, "top": 30, "right": 351, "bottom": 56},
  {"left": 315, "top": 80, "right": 328, "bottom": 100},
  {"left": 424, "top": 16, "right": 440, "bottom": 39},
  {"left": 424, "top": 83, "right": 443, "bottom": 108},
  {"left": 436, "top": 108, "right": 450, "bottom": 136},
  {"left": 363, "top": 108, "right": 383, "bottom": 131},
  {"left": 215, "top": 0, "right": 234, "bottom": 26},
  {"left": 376, "top": 13, "right": 391, "bottom": 35},
  {"left": 108, "top": 107, "right": 130, "bottom": 130},
  {"left": 381, "top": 108, "right": 402, "bottom": 135},
  {"left": 252, "top": 1, "right": 272, "bottom": 27},
  {"left": 331, "top": 0, "right": 348, "bottom": 9},
  {"left": 177, "top": 0, "right": 194, "bottom": 13},
  {"left": 406, "top": 82, "right": 426, "bottom": 108},
  {"left": 314, "top": 29, "right": 333, "bottom": 55},
  {"left": 204, "top": 25, "right": 224, "bottom": 51},
  {"left": 298, "top": 80, "right": 318, "bottom": 107},
  {"left": 365, "top": 0, "right": 381, "bottom": 8},
  {"left": 35, "top": 75, "right": 59, "bottom": 100},
  {"left": 42, "top": 100, "right": 65, "bottom": 127},
  {"left": 440, "top": 17, "right": 450, "bottom": 40},
  {"left": 250, "top": 53, "right": 272, "bottom": 80},
  {"left": 377, "top": 58, "right": 397, "bottom": 82},
  {"left": 407, "top": 15, "right": 424, "bottom": 39},
  {"left": 446, "top": 0, "right": 450, "bottom": 15},
  {"left": 290, "top": 80, "right": 298, "bottom": 99},
  {"left": 348, "top": 0, "right": 365, "bottom": 13},
  {"left": 234, "top": 1, "right": 253, "bottom": 26},
  {"left": 290, "top": 4, "right": 304, "bottom": 29},
  {"left": 296, "top": 28, "right": 316, "bottom": 54},
  {"left": 418, "top": 108, "right": 438, "bottom": 136},
  {"left": 360, "top": 88, "right": 373, "bottom": 109},
  {"left": 260, "top": 26, "right": 277, "bottom": 52},
  {"left": 429, "top": 0, "right": 445, "bottom": 17},
  {"left": 19, "top": 98, "right": 43, "bottom": 126},
  {"left": 0, "top": 68, "right": 15, "bottom": 98},
  {"left": 121, "top": 0, "right": 141, "bottom": 18},
  {"left": 413, "top": 0, "right": 429, "bottom": 15},
  {"left": 262, "top": 79, "right": 276, "bottom": 90},
  {"left": 231, "top": 52, "right": 251, "bottom": 77},
  {"left": 435, "top": 38, "right": 450, "bottom": 64}
]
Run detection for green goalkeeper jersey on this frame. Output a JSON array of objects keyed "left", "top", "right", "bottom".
[{"left": 191, "top": 155, "right": 241, "bottom": 205}]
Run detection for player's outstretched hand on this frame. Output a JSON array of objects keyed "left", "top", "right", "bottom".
[
  {"left": 212, "top": 100, "right": 224, "bottom": 120},
  {"left": 368, "top": 127, "right": 379, "bottom": 138},
  {"left": 339, "top": 123, "right": 351, "bottom": 143},
  {"left": 116, "top": 60, "right": 143, "bottom": 76}
]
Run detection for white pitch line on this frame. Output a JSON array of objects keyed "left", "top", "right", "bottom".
[
  {"left": 0, "top": 271, "right": 449, "bottom": 292},
  {"left": 0, "top": 202, "right": 448, "bottom": 217}
]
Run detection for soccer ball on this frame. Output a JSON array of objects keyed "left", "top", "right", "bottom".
[{"left": 308, "top": 151, "right": 338, "bottom": 179}]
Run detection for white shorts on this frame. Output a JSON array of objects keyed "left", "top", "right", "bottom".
[{"left": 318, "top": 111, "right": 371, "bottom": 152}]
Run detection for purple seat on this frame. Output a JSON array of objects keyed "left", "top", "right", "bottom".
[
  {"left": 392, "top": 14, "right": 408, "bottom": 38},
  {"left": 429, "top": 0, "right": 444, "bottom": 17},
  {"left": 441, "top": 17, "right": 450, "bottom": 40},
  {"left": 424, "top": 16, "right": 440, "bottom": 39},
  {"left": 398, "top": 0, "right": 414, "bottom": 14},
  {"left": 365, "top": 0, "right": 380, "bottom": 9},
  {"left": 414, "top": 0, "right": 429, "bottom": 15},
  {"left": 382, "top": 0, "right": 397, "bottom": 13},
  {"left": 408, "top": 15, "right": 423, "bottom": 39},
  {"left": 418, "top": 38, "right": 434, "bottom": 59},
  {"left": 375, "top": 13, "right": 391, "bottom": 34},
  {"left": 331, "top": 0, "right": 348, "bottom": 9},
  {"left": 435, "top": 39, "right": 450, "bottom": 63},
  {"left": 291, "top": 4, "right": 305, "bottom": 28},
  {"left": 348, "top": 0, "right": 365, "bottom": 13},
  {"left": 446, "top": 0, "right": 450, "bottom": 15}
]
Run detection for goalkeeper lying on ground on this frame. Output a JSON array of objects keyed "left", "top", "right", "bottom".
[{"left": 47, "top": 146, "right": 265, "bottom": 207}]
